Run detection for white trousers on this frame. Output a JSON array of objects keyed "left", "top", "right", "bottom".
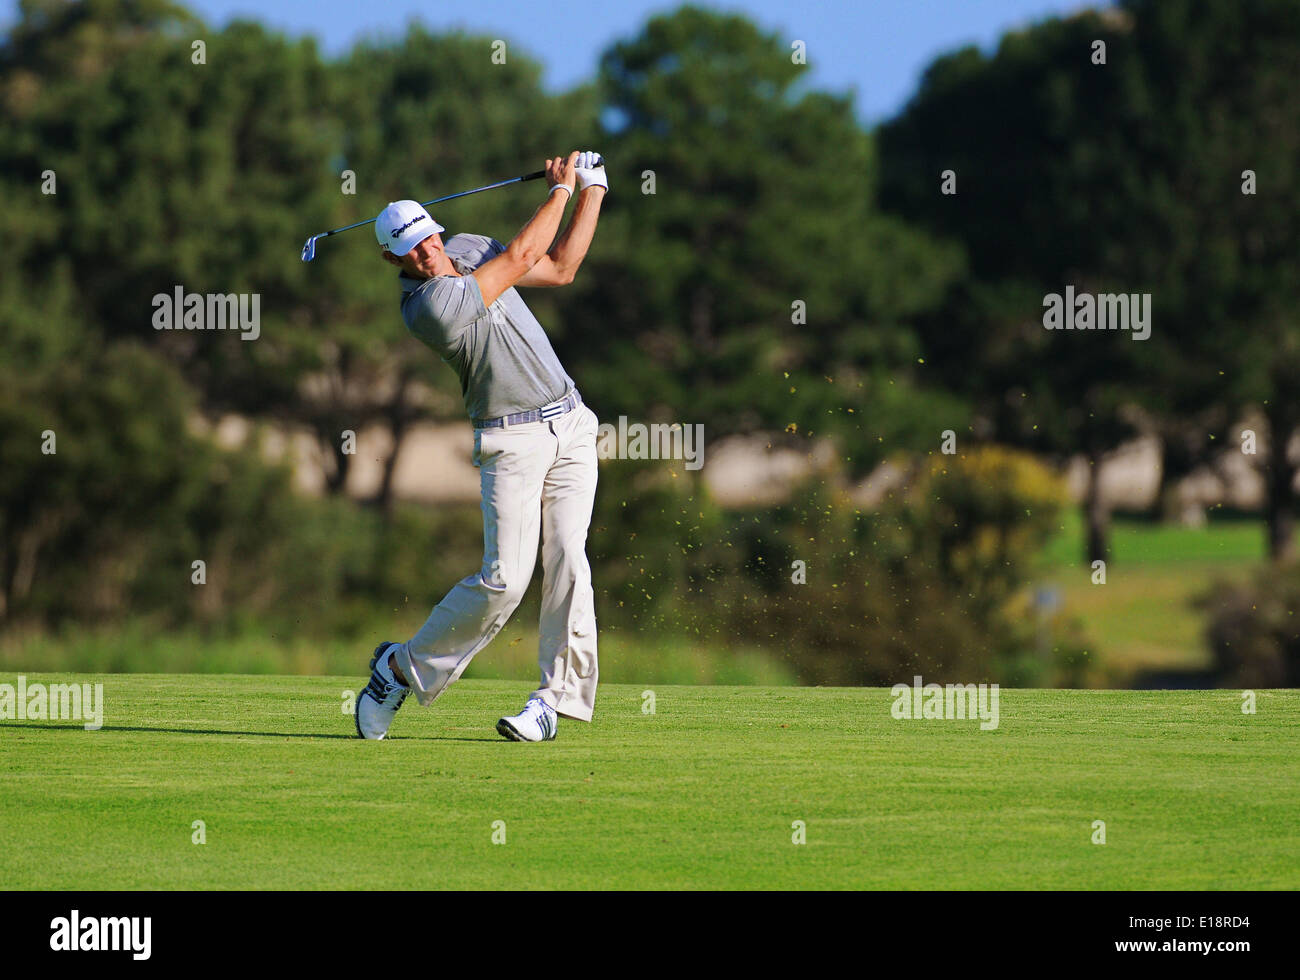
[{"left": 392, "top": 402, "right": 600, "bottom": 721}]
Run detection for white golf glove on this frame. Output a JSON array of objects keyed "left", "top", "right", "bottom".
[{"left": 574, "top": 150, "right": 608, "bottom": 192}]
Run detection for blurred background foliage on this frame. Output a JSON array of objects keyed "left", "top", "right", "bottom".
[{"left": 2, "top": 0, "right": 1298, "bottom": 687}]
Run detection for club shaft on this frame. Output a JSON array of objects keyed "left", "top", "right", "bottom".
[
  {"left": 316, "top": 170, "right": 546, "bottom": 243},
  {"left": 420, "top": 170, "right": 545, "bottom": 210}
]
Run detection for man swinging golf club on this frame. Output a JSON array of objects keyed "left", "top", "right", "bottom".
[{"left": 356, "top": 150, "right": 607, "bottom": 741}]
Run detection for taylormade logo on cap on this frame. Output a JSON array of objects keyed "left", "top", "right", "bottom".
[
  {"left": 391, "top": 214, "right": 426, "bottom": 238},
  {"left": 376, "top": 200, "right": 445, "bottom": 256}
]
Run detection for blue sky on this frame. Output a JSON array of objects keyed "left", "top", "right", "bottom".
[{"left": 4, "top": 0, "right": 1102, "bottom": 123}]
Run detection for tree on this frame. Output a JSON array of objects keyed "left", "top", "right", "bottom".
[
  {"left": 879, "top": 0, "right": 1300, "bottom": 561},
  {"left": 878, "top": 10, "right": 1152, "bottom": 564},
  {"left": 1111, "top": 0, "right": 1300, "bottom": 558},
  {"left": 0, "top": 2, "right": 597, "bottom": 509},
  {"left": 565, "top": 5, "right": 963, "bottom": 477}
]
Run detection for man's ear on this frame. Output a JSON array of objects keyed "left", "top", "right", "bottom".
[{"left": 379, "top": 249, "right": 401, "bottom": 267}]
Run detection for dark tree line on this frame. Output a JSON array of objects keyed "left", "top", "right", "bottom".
[{"left": 2, "top": 0, "right": 1298, "bottom": 678}]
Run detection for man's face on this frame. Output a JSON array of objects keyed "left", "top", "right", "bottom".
[{"left": 382, "top": 232, "right": 445, "bottom": 279}]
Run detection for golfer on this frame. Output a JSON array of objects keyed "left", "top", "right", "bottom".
[{"left": 356, "top": 150, "right": 607, "bottom": 741}]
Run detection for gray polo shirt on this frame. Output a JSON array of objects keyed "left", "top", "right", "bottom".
[{"left": 399, "top": 233, "right": 574, "bottom": 422}]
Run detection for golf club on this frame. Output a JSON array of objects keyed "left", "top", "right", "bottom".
[{"left": 301, "top": 163, "right": 595, "bottom": 262}]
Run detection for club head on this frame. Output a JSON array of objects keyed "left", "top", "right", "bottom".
[{"left": 300, "top": 235, "right": 319, "bottom": 262}]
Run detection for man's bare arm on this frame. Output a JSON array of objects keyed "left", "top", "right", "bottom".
[
  {"left": 516, "top": 185, "right": 607, "bottom": 288},
  {"left": 473, "top": 152, "right": 577, "bottom": 306}
]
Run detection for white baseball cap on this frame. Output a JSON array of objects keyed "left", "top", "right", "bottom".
[{"left": 375, "top": 200, "right": 445, "bottom": 255}]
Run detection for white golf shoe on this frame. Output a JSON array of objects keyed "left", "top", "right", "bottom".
[
  {"left": 356, "top": 641, "right": 409, "bottom": 740},
  {"left": 496, "top": 697, "right": 558, "bottom": 742}
]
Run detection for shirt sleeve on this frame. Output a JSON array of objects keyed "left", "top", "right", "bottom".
[
  {"left": 404, "top": 274, "right": 488, "bottom": 355},
  {"left": 446, "top": 233, "right": 507, "bottom": 271}
]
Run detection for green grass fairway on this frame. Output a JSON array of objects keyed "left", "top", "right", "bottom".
[{"left": 2, "top": 674, "right": 1297, "bottom": 889}]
